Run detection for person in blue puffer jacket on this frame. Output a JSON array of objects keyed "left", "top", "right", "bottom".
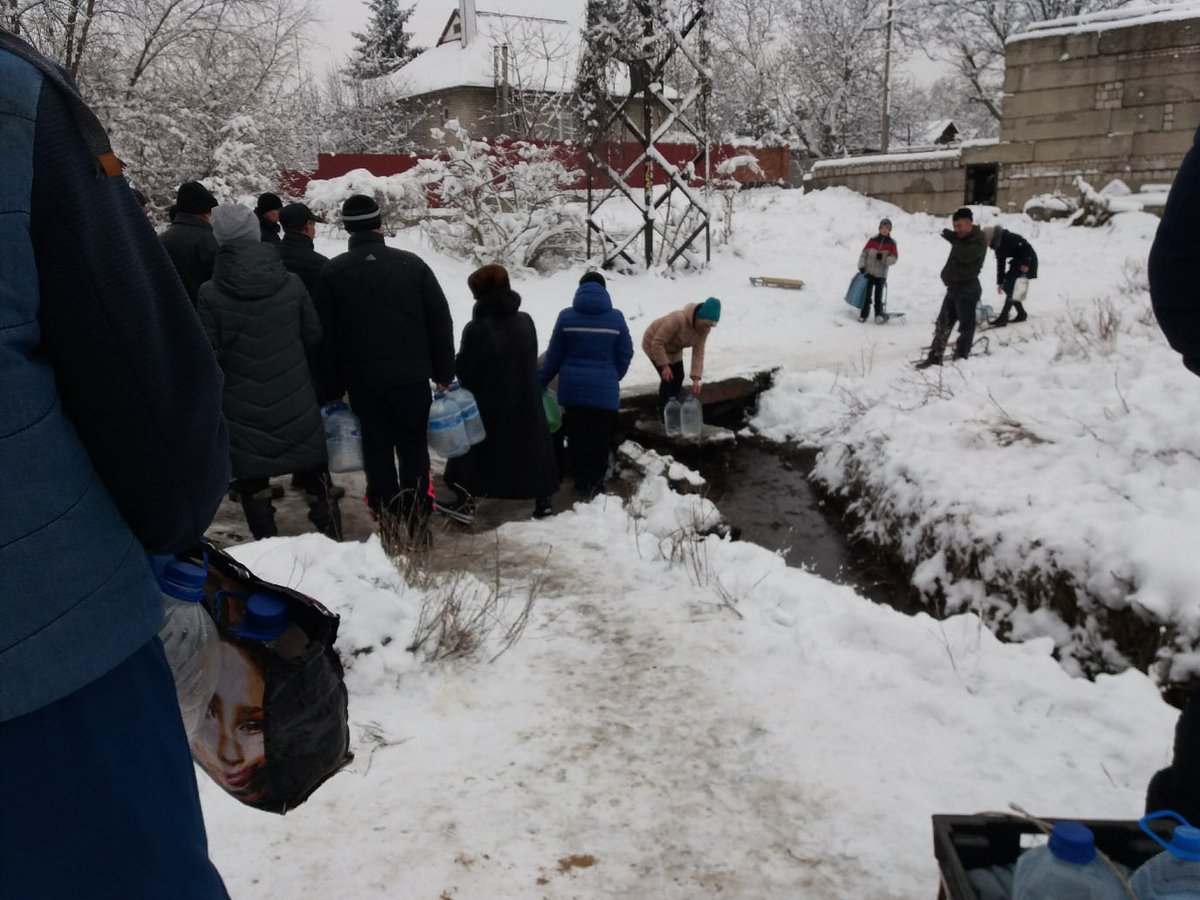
[{"left": 539, "top": 272, "right": 634, "bottom": 496}]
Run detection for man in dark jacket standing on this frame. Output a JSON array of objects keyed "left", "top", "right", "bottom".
[
  {"left": 916, "top": 207, "right": 988, "bottom": 368},
  {"left": 0, "top": 31, "right": 230, "bottom": 898},
  {"left": 160, "top": 179, "right": 219, "bottom": 304},
  {"left": 279, "top": 202, "right": 329, "bottom": 294},
  {"left": 1150, "top": 123, "right": 1200, "bottom": 377},
  {"left": 314, "top": 194, "right": 455, "bottom": 548},
  {"left": 986, "top": 224, "right": 1039, "bottom": 326},
  {"left": 197, "top": 204, "right": 340, "bottom": 541},
  {"left": 254, "top": 191, "right": 283, "bottom": 245}
]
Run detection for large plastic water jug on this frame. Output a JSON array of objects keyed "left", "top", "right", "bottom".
[
  {"left": 448, "top": 382, "right": 486, "bottom": 445},
  {"left": 429, "top": 391, "right": 470, "bottom": 459},
  {"left": 156, "top": 558, "right": 220, "bottom": 738},
  {"left": 322, "top": 402, "right": 363, "bottom": 473},
  {"left": 663, "top": 396, "right": 682, "bottom": 437},
  {"left": 680, "top": 394, "right": 703, "bottom": 439},
  {"left": 1012, "top": 821, "right": 1127, "bottom": 900},
  {"left": 1130, "top": 811, "right": 1200, "bottom": 899}
]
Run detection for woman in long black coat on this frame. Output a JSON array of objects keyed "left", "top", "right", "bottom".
[{"left": 443, "top": 265, "right": 558, "bottom": 518}]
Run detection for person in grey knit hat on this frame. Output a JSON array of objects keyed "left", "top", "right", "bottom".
[
  {"left": 197, "top": 204, "right": 342, "bottom": 541},
  {"left": 210, "top": 204, "right": 261, "bottom": 245}
]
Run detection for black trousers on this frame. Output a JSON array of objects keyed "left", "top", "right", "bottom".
[
  {"left": 860, "top": 276, "right": 886, "bottom": 319},
  {"left": 928, "top": 284, "right": 982, "bottom": 361},
  {"left": 564, "top": 406, "right": 617, "bottom": 495},
  {"left": 652, "top": 359, "right": 686, "bottom": 409},
  {"left": 349, "top": 383, "right": 432, "bottom": 520}
]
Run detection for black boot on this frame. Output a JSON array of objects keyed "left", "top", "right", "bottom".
[
  {"left": 1012, "top": 302, "right": 1028, "bottom": 323},
  {"left": 991, "top": 299, "right": 1013, "bottom": 326},
  {"left": 241, "top": 488, "right": 278, "bottom": 540}
]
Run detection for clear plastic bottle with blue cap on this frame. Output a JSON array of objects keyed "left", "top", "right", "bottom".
[
  {"left": 428, "top": 390, "right": 471, "bottom": 459},
  {"left": 1130, "top": 810, "right": 1200, "bottom": 899},
  {"left": 231, "top": 592, "right": 310, "bottom": 661},
  {"left": 155, "top": 558, "right": 220, "bottom": 738},
  {"left": 322, "top": 401, "right": 363, "bottom": 472},
  {"left": 447, "top": 381, "right": 486, "bottom": 445},
  {"left": 1012, "top": 821, "right": 1127, "bottom": 899}
]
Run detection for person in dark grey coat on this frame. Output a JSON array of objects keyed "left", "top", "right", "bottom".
[
  {"left": 197, "top": 204, "right": 340, "bottom": 540},
  {"left": 160, "top": 180, "right": 218, "bottom": 304},
  {"left": 916, "top": 207, "right": 988, "bottom": 368},
  {"left": 278, "top": 202, "right": 328, "bottom": 294},
  {"left": 445, "top": 265, "right": 558, "bottom": 518},
  {"left": 984, "top": 224, "right": 1039, "bottom": 326}
]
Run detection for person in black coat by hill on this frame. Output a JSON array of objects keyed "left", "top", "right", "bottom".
[
  {"left": 984, "top": 224, "right": 1039, "bottom": 326},
  {"left": 444, "top": 265, "right": 558, "bottom": 519},
  {"left": 1150, "top": 122, "right": 1200, "bottom": 377},
  {"left": 278, "top": 202, "right": 328, "bottom": 295}
]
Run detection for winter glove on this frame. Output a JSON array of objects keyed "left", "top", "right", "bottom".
[
  {"left": 941, "top": 227, "right": 954, "bottom": 241},
  {"left": 858, "top": 267, "right": 866, "bottom": 274}
]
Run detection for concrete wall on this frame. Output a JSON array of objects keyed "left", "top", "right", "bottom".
[
  {"left": 805, "top": 152, "right": 966, "bottom": 216},
  {"left": 994, "top": 15, "right": 1200, "bottom": 210}
]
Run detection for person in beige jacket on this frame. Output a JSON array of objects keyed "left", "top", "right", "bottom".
[{"left": 641, "top": 296, "right": 721, "bottom": 409}]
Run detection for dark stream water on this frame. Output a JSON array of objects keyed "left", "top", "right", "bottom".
[{"left": 619, "top": 403, "right": 921, "bottom": 615}]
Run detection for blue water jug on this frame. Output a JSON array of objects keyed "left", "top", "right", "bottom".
[
  {"left": 680, "top": 394, "right": 703, "bottom": 439},
  {"left": 155, "top": 558, "right": 220, "bottom": 738},
  {"left": 448, "top": 382, "right": 486, "bottom": 445},
  {"left": 322, "top": 402, "right": 363, "bottom": 473},
  {"left": 1012, "top": 821, "right": 1126, "bottom": 899},
  {"left": 663, "top": 396, "right": 682, "bottom": 437},
  {"left": 429, "top": 391, "right": 470, "bottom": 459},
  {"left": 1130, "top": 811, "right": 1200, "bottom": 899}
]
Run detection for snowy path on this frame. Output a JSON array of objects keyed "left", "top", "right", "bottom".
[{"left": 203, "top": 490, "right": 1171, "bottom": 899}]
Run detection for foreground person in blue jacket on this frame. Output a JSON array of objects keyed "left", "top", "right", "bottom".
[
  {"left": 0, "top": 32, "right": 231, "bottom": 898},
  {"left": 539, "top": 272, "right": 634, "bottom": 496},
  {"left": 1150, "top": 123, "right": 1200, "bottom": 377}
]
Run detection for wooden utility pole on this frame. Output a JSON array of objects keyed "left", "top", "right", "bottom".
[{"left": 881, "top": 0, "right": 894, "bottom": 152}]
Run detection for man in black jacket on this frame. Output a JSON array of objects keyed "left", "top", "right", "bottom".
[
  {"left": 986, "top": 224, "right": 1039, "bottom": 326},
  {"left": 1150, "top": 123, "right": 1200, "bottom": 377},
  {"left": 314, "top": 194, "right": 455, "bottom": 548},
  {"left": 916, "top": 207, "right": 988, "bottom": 368},
  {"left": 254, "top": 191, "right": 283, "bottom": 245},
  {"left": 160, "top": 179, "right": 219, "bottom": 304},
  {"left": 279, "top": 202, "right": 328, "bottom": 294}
]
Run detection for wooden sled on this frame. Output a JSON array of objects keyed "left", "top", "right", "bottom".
[{"left": 749, "top": 276, "right": 805, "bottom": 290}]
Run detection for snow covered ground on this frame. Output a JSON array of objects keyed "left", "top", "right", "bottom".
[{"left": 201, "top": 185, "right": 1191, "bottom": 897}]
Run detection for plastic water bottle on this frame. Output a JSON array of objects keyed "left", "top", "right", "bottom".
[
  {"left": 428, "top": 391, "right": 470, "bottom": 458},
  {"left": 231, "top": 592, "right": 310, "bottom": 661},
  {"left": 322, "top": 402, "right": 363, "bottom": 473},
  {"left": 663, "top": 396, "right": 682, "bottom": 437},
  {"left": 448, "top": 382, "right": 486, "bottom": 445},
  {"left": 680, "top": 394, "right": 704, "bottom": 439},
  {"left": 1130, "top": 811, "right": 1200, "bottom": 899},
  {"left": 156, "top": 559, "right": 220, "bottom": 738},
  {"left": 1012, "top": 821, "right": 1127, "bottom": 900}
]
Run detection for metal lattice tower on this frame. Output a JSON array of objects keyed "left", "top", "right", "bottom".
[{"left": 581, "top": 0, "right": 711, "bottom": 270}]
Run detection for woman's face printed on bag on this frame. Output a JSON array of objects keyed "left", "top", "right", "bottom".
[{"left": 192, "top": 642, "right": 267, "bottom": 802}]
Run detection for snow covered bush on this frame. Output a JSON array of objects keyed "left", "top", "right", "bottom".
[
  {"left": 415, "top": 121, "right": 584, "bottom": 272},
  {"left": 304, "top": 168, "right": 429, "bottom": 233}
]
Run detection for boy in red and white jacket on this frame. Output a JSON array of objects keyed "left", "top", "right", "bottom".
[{"left": 857, "top": 218, "right": 899, "bottom": 322}]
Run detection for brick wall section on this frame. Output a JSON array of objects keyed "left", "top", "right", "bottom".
[{"left": 805, "top": 153, "right": 966, "bottom": 216}]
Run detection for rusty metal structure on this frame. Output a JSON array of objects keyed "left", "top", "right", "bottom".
[{"left": 580, "top": 0, "right": 711, "bottom": 270}]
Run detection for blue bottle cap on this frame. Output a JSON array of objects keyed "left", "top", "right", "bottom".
[
  {"left": 1047, "top": 821, "right": 1096, "bottom": 865},
  {"left": 1167, "top": 825, "right": 1200, "bottom": 861},
  {"left": 160, "top": 560, "right": 206, "bottom": 602},
  {"left": 233, "top": 593, "right": 291, "bottom": 640}
]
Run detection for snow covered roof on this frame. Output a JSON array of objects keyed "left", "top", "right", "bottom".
[
  {"left": 381, "top": 2, "right": 586, "bottom": 97},
  {"left": 1009, "top": 0, "right": 1200, "bottom": 44},
  {"left": 809, "top": 147, "right": 961, "bottom": 172}
]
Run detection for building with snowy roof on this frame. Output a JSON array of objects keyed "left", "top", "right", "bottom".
[{"left": 807, "top": 2, "right": 1200, "bottom": 215}]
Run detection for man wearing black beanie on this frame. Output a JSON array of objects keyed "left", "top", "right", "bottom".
[
  {"left": 254, "top": 191, "right": 283, "bottom": 245},
  {"left": 314, "top": 194, "right": 456, "bottom": 551},
  {"left": 160, "top": 180, "right": 219, "bottom": 304}
]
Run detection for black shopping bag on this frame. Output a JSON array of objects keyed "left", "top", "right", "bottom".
[{"left": 183, "top": 541, "right": 352, "bottom": 814}]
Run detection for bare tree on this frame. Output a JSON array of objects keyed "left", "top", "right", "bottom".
[
  {"left": 705, "top": 0, "right": 797, "bottom": 141},
  {"left": 916, "top": 0, "right": 1139, "bottom": 124}
]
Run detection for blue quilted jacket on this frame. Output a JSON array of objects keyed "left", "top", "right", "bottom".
[
  {"left": 0, "top": 39, "right": 229, "bottom": 723},
  {"left": 538, "top": 282, "right": 634, "bottom": 410}
]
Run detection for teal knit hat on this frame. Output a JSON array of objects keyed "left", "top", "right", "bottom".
[{"left": 696, "top": 296, "right": 721, "bottom": 323}]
